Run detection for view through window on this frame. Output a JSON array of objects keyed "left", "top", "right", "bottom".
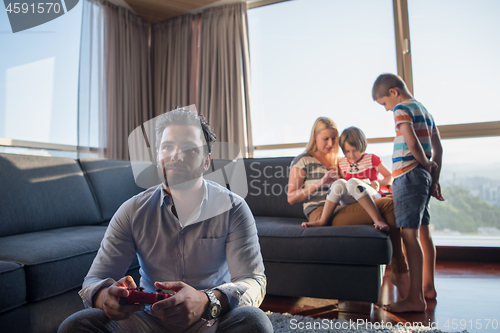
[
  {"left": 0, "top": 1, "right": 83, "bottom": 157},
  {"left": 408, "top": 0, "right": 500, "bottom": 245},
  {"left": 248, "top": 0, "right": 397, "bottom": 151},
  {"left": 248, "top": 0, "right": 500, "bottom": 246}
]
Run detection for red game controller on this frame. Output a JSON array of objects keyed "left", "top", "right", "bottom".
[{"left": 119, "top": 287, "right": 174, "bottom": 305}]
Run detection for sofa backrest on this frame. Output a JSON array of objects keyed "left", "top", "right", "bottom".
[
  {"left": 86, "top": 156, "right": 306, "bottom": 219},
  {"left": 0, "top": 153, "right": 307, "bottom": 236},
  {"left": 78, "top": 158, "right": 146, "bottom": 222},
  {"left": 80, "top": 157, "right": 250, "bottom": 222},
  {"left": 0, "top": 153, "right": 102, "bottom": 237},
  {"left": 244, "top": 157, "right": 304, "bottom": 218}
]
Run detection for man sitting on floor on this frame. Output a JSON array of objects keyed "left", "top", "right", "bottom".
[{"left": 58, "top": 108, "right": 272, "bottom": 333}]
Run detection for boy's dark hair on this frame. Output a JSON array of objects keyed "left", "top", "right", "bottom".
[
  {"left": 155, "top": 108, "right": 216, "bottom": 154},
  {"left": 372, "top": 73, "right": 409, "bottom": 100},
  {"left": 339, "top": 126, "right": 367, "bottom": 154}
]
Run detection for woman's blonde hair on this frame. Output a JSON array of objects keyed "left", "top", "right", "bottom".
[{"left": 305, "top": 117, "right": 339, "bottom": 166}]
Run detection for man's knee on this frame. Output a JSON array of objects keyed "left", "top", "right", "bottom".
[
  {"left": 218, "top": 306, "right": 273, "bottom": 333},
  {"left": 58, "top": 308, "right": 109, "bottom": 333}
]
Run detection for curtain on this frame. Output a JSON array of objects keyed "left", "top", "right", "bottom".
[
  {"left": 189, "top": 16, "right": 202, "bottom": 107},
  {"left": 151, "top": 14, "right": 194, "bottom": 116},
  {"left": 103, "top": 2, "right": 151, "bottom": 160},
  {"left": 78, "top": 1, "right": 254, "bottom": 160},
  {"left": 78, "top": 0, "right": 151, "bottom": 160},
  {"left": 197, "top": 3, "right": 254, "bottom": 158}
]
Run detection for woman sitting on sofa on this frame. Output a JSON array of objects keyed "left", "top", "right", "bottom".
[{"left": 287, "top": 117, "right": 410, "bottom": 298}]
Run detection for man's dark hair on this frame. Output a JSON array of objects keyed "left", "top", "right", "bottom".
[{"left": 155, "top": 108, "right": 217, "bottom": 154}]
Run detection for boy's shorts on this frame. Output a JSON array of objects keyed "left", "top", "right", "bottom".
[{"left": 392, "top": 165, "right": 432, "bottom": 229}]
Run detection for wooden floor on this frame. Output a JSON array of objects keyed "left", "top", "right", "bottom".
[{"left": 260, "top": 261, "right": 500, "bottom": 332}]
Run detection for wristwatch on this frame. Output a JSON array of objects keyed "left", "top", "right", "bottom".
[{"left": 203, "top": 289, "right": 221, "bottom": 320}]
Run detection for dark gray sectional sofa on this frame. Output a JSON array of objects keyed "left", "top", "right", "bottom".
[
  {"left": 0, "top": 154, "right": 142, "bottom": 333},
  {"left": 244, "top": 157, "right": 392, "bottom": 302},
  {"left": 0, "top": 153, "right": 392, "bottom": 333}
]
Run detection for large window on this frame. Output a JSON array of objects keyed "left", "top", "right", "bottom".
[
  {"left": 248, "top": 0, "right": 500, "bottom": 246},
  {"left": 408, "top": 0, "right": 500, "bottom": 126},
  {"left": 429, "top": 137, "right": 500, "bottom": 246},
  {"left": 407, "top": 0, "right": 500, "bottom": 246},
  {"left": 0, "top": 2, "right": 83, "bottom": 157},
  {"left": 248, "top": 0, "right": 397, "bottom": 152}
]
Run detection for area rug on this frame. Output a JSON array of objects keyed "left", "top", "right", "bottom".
[{"left": 266, "top": 311, "right": 465, "bottom": 333}]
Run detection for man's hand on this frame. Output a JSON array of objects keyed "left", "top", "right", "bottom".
[
  {"left": 431, "top": 183, "right": 445, "bottom": 201},
  {"left": 94, "top": 276, "right": 145, "bottom": 321},
  {"left": 150, "top": 281, "right": 209, "bottom": 328}
]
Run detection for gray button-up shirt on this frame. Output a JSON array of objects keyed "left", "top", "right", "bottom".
[{"left": 79, "top": 180, "right": 266, "bottom": 310}]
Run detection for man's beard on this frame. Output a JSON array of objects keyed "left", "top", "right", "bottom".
[{"left": 158, "top": 160, "right": 205, "bottom": 190}]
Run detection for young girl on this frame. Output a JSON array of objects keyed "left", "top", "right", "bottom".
[{"left": 302, "top": 126, "right": 393, "bottom": 231}]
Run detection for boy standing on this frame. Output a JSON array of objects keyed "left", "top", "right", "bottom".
[{"left": 372, "top": 73, "right": 444, "bottom": 313}]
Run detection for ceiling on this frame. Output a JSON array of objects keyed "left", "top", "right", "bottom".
[{"left": 108, "top": 0, "right": 267, "bottom": 24}]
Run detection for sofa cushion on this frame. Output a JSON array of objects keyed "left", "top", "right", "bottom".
[
  {"left": 255, "top": 217, "right": 392, "bottom": 266},
  {"left": 0, "top": 153, "right": 102, "bottom": 237},
  {"left": 0, "top": 261, "right": 26, "bottom": 313},
  {"left": 0, "top": 226, "right": 109, "bottom": 301},
  {"left": 79, "top": 159, "right": 146, "bottom": 222},
  {"left": 79, "top": 157, "right": 249, "bottom": 223},
  {"left": 244, "top": 157, "right": 304, "bottom": 218}
]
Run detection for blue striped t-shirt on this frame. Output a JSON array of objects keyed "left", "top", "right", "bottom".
[{"left": 392, "top": 99, "right": 439, "bottom": 178}]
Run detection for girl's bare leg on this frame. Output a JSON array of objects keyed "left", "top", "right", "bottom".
[
  {"left": 356, "top": 195, "right": 390, "bottom": 232},
  {"left": 302, "top": 200, "right": 339, "bottom": 228}
]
